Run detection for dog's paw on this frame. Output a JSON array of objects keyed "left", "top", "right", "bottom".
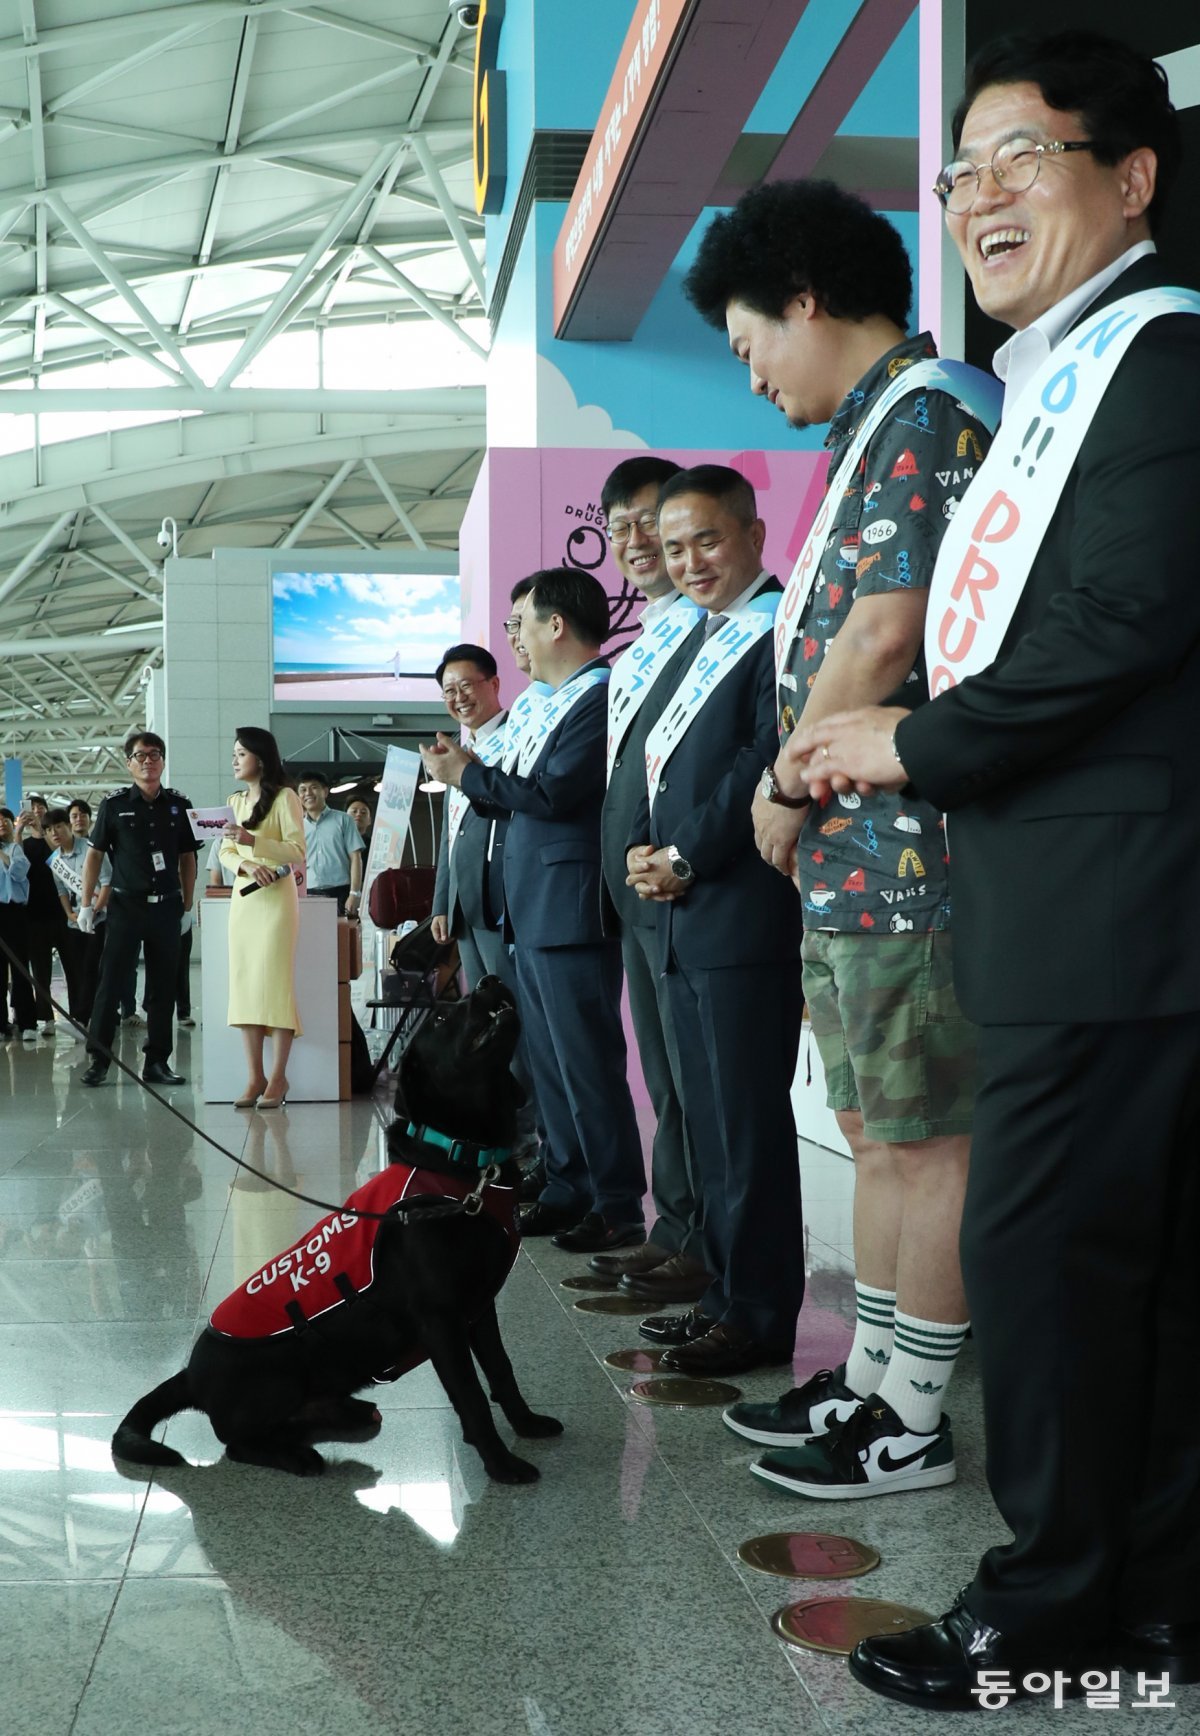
[
  {"left": 484, "top": 1453, "right": 540, "bottom": 1484},
  {"left": 509, "top": 1411, "right": 563, "bottom": 1438}
]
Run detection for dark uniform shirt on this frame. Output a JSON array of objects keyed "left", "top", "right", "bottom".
[
  {"left": 781, "top": 333, "right": 994, "bottom": 935},
  {"left": 89, "top": 784, "right": 197, "bottom": 897}
]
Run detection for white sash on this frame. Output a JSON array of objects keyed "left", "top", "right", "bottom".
[
  {"left": 516, "top": 665, "right": 610, "bottom": 776},
  {"left": 644, "top": 592, "right": 779, "bottom": 802},
  {"left": 50, "top": 847, "right": 85, "bottom": 905},
  {"left": 501, "top": 682, "right": 552, "bottom": 772},
  {"left": 606, "top": 595, "right": 703, "bottom": 781},
  {"left": 926, "top": 287, "right": 1200, "bottom": 694},
  {"left": 775, "top": 357, "right": 1003, "bottom": 685},
  {"left": 446, "top": 716, "right": 508, "bottom": 856}
]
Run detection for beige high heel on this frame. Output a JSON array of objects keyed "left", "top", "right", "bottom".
[
  {"left": 258, "top": 1081, "right": 289, "bottom": 1110},
  {"left": 234, "top": 1081, "right": 267, "bottom": 1108}
]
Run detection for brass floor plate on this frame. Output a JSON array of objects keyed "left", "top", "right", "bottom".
[
  {"left": 770, "top": 1597, "right": 933, "bottom": 1657},
  {"left": 573, "top": 1294, "right": 650, "bottom": 1315},
  {"left": 560, "top": 1273, "right": 618, "bottom": 1291},
  {"left": 604, "top": 1347, "right": 666, "bottom": 1373},
  {"left": 737, "top": 1532, "right": 880, "bottom": 1580},
  {"left": 629, "top": 1376, "right": 741, "bottom": 1407}
]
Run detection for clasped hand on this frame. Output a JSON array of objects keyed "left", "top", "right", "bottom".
[
  {"left": 222, "top": 821, "right": 254, "bottom": 846},
  {"left": 625, "top": 845, "right": 690, "bottom": 902},
  {"left": 419, "top": 734, "right": 480, "bottom": 790}
]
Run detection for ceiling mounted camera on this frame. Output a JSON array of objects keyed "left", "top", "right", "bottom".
[{"left": 449, "top": 2, "right": 481, "bottom": 28}]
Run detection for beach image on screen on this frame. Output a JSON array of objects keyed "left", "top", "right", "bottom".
[{"left": 273, "top": 571, "right": 459, "bottom": 702}]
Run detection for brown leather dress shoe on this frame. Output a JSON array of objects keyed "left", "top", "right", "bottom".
[
  {"left": 659, "top": 1321, "right": 793, "bottom": 1377},
  {"left": 619, "top": 1252, "right": 712, "bottom": 1303},
  {"left": 588, "top": 1239, "right": 672, "bottom": 1278}
]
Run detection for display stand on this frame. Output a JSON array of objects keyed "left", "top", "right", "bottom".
[{"left": 199, "top": 894, "right": 339, "bottom": 1102}]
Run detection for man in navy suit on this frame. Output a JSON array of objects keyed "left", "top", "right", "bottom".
[
  {"left": 421, "top": 569, "right": 646, "bottom": 1251},
  {"left": 626, "top": 466, "right": 805, "bottom": 1375}
]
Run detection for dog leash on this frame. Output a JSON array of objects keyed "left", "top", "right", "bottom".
[{"left": 0, "top": 929, "right": 484, "bottom": 1225}]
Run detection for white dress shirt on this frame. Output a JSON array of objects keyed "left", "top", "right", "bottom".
[{"left": 994, "top": 240, "right": 1157, "bottom": 411}]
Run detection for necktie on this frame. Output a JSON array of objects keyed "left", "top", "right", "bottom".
[{"left": 704, "top": 612, "right": 728, "bottom": 639}]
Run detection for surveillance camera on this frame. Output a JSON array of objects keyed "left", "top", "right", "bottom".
[
  {"left": 156, "top": 527, "right": 172, "bottom": 550},
  {"left": 449, "top": 1, "right": 480, "bottom": 27}
]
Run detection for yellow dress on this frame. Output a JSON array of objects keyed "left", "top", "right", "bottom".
[{"left": 219, "top": 788, "right": 305, "bottom": 1033}]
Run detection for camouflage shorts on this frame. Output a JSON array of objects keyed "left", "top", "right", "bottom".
[{"left": 801, "top": 930, "right": 977, "bottom": 1142}]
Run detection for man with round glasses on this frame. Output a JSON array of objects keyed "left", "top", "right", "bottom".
[
  {"left": 80, "top": 729, "right": 198, "bottom": 1087},
  {"left": 790, "top": 28, "right": 1200, "bottom": 1709}
]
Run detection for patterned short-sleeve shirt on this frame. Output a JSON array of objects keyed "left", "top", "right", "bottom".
[{"left": 780, "top": 334, "right": 994, "bottom": 934}]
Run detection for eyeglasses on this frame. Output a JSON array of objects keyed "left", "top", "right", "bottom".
[
  {"left": 933, "top": 136, "right": 1095, "bottom": 214},
  {"left": 128, "top": 749, "right": 164, "bottom": 764},
  {"left": 606, "top": 510, "right": 659, "bottom": 545},
  {"left": 502, "top": 616, "right": 523, "bottom": 634},
  {"left": 441, "top": 679, "right": 480, "bottom": 700}
]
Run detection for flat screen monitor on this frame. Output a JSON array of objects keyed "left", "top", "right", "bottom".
[{"left": 271, "top": 568, "right": 459, "bottom": 705}]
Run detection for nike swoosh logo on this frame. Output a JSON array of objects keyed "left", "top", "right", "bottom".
[{"left": 876, "top": 1441, "right": 935, "bottom": 1473}]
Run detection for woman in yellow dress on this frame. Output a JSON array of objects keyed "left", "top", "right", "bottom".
[{"left": 219, "top": 728, "right": 305, "bottom": 1108}]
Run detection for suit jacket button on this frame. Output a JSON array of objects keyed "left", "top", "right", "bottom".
[
  {"left": 658, "top": 779, "right": 668, "bottom": 793},
  {"left": 613, "top": 756, "right": 622, "bottom": 769}
]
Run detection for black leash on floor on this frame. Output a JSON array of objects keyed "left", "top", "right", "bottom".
[{"left": 0, "top": 928, "right": 441, "bottom": 1224}]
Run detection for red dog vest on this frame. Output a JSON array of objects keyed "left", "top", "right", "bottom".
[{"left": 210, "top": 1162, "right": 519, "bottom": 1341}]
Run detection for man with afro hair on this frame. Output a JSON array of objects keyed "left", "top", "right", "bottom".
[{"left": 686, "top": 179, "right": 1001, "bottom": 1502}]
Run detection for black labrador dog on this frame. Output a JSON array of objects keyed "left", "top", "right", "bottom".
[{"left": 112, "top": 975, "right": 561, "bottom": 1481}]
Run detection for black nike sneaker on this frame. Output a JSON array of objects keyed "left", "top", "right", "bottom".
[
  {"left": 750, "top": 1394, "right": 955, "bottom": 1499},
  {"left": 722, "top": 1362, "right": 861, "bottom": 1447}
]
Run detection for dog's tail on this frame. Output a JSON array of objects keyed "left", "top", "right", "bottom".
[{"left": 112, "top": 1371, "right": 194, "bottom": 1467}]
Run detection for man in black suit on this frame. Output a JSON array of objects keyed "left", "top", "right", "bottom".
[
  {"left": 626, "top": 466, "right": 805, "bottom": 1376},
  {"left": 421, "top": 569, "right": 646, "bottom": 1252},
  {"left": 596, "top": 455, "right": 712, "bottom": 1303},
  {"left": 791, "top": 28, "right": 1200, "bottom": 1709}
]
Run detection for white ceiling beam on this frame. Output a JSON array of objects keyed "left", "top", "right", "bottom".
[
  {"left": 0, "top": 625, "right": 163, "bottom": 659},
  {"left": 0, "top": 510, "right": 74, "bottom": 609},
  {"left": 0, "top": 386, "right": 485, "bottom": 413},
  {"left": 278, "top": 458, "right": 356, "bottom": 548},
  {"left": 86, "top": 504, "right": 161, "bottom": 580},
  {"left": 45, "top": 114, "right": 217, "bottom": 153},
  {"left": 317, "top": 505, "right": 377, "bottom": 551},
  {"left": 283, "top": 7, "right": 436, "bottom": 59},
  {"left": 361, "top": 246, "right": 486, "bottom": 359},
  {"left": 44, "top": 292, "right": 186, "bottom": 385},
  {"left": 179, "top": 15, "right": 261, "bottom": 337},
  {"left": 409, "top": 134, "right": 486, "bottom": 304},
  {"left": 43, "top": 192, "right": 203, "bottom": 388},
  {"left": 0, "top": 1, "right": 309, "bottom": 67},
  {"left": 74, "top": 548, "right": 161, "bottom": 604},
  {"left": 213, "top": 142, "right": 397, "bottom": 389},
  {"left": 46, "top": 19, "right": 220, "bottom": 115},
  {"left": 363, "top": 457, "right": 427, "bottom": 551},
  {"left": 243, "top": 64, "right": 424, "bottom": 148}
]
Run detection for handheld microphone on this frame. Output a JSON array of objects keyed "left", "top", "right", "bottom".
[{"left": 240, "top": 866, "right": 290, "bottom": 896}]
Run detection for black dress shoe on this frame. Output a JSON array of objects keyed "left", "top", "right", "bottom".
[
  {"left": 551, "top": 1213, "right": 645, "bottom": 1254},
  {"left": 142, "top": 1062, "right": 186, "bottom": 1086},
  {"left": 638, "top": 1306, "right": 713, "bottom": 1345},
  {"left": 589, "top": 1240, "right": 672, "bottom": 1278},
  {"left": 659, "top": 1320, "right": 792, "bottom": 1377},
  {"left": 519, "top": 1160, "right": 545, "bottom": 1203},
  {"left": 81, "top": 1062, "right": 109, "bottom": 1087},
  {"left": 849, "top": 1592, "right": 1105, "bottom": 1710},
  {"left": 1117, "top": 1620, "right": 1200, "bottom": 1685},
  {"left": 519, "top": 1201, "right": 584, "bottom": 1238},
  {"left": 619, "top": 1252, "right": 712, "bottom": 1303}
]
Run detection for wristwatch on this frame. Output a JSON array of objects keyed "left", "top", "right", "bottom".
[
  {"left": 760, "top": 765, "right": 810, "bottom": 809},
  {"left": 666, "top": 845, "right": 695, "bottom": 884}
]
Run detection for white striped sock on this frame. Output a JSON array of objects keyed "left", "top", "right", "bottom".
[
  {"left": 878, "top": 1309, "right": 970, "bottom": 1433},
  {"left": 844, "top": 1282, "right": 897, "bottom": 1398}
]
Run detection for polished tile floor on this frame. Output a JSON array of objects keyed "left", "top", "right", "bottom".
[{"left": 2, "top": 988, "right": 1194, "bottom": 1734}]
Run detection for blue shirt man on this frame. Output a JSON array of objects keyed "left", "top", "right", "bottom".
[{"left": 297, "top": 772, "right": 364, "bottom": 917}]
